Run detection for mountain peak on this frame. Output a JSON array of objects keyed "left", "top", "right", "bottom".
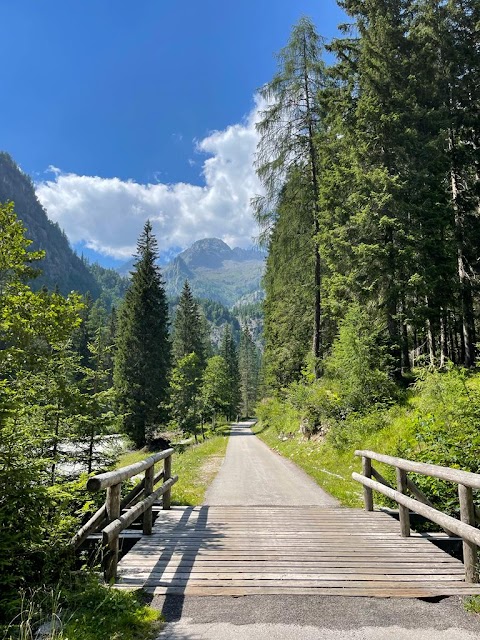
[{"left": 180, "top": 238, "right": 233, "bottom": 269}]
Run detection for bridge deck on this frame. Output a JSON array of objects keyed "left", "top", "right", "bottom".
[{"left": 115, "top": 505, "right": 480, "bottom": 597}]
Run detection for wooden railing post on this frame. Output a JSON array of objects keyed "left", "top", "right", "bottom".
[
  {"left": 396, "top": 467, "right": 410, "bottom": 537},
  {"left": 143, "top": 465, "right": 154, "bottom": 535},
  {"left": 362, "top": 456, "right": 373, "bottom": 511},
  {"left": 104, "top": 482, "right": 121, "bottom": 581},
  {"left": 163, "top": 453, "right": 172, "bottom": 510},
  {"left": 459, "top": 484, "right": 478, "bottom": 583}
]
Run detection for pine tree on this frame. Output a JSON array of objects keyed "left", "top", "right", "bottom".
[
  {"left": 114, "top": 221, "right": 170, "bottom": 447},
  {"left": 219, "top": 325, "right": 241, "bottom": 420}
]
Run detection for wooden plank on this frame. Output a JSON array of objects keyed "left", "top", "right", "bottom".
[
  {"left": 136, "top": 585, "right": 480, "bottom": 597},
  {"left": 114, "top": 504, "right": 468, "bottom": 597}
]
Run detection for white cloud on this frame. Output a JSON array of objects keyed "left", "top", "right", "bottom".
[{"left": 36, "top": 98, "right": 265, "bottom": 260}]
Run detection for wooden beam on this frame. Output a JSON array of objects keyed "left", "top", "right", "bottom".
[
  {"left": 362, "top": 456, "right": 373, "bottom": 512},
  {"left": 396, "top": 467, "right": 410, "bottom": 537},
  {"left": 355, "top": 450, "right": 480, "bottom": 490},
  {"left": 102, "top": 476, "right": 178, "bottom": 544},
  {"left": 352, "top": 473, "right": 480, "bottom": 547},
  {"left": 88, "top": 449, "right": 173, "bottom": 492},
  {"left": 104, "top": 483, "right": 121, "bottom": 582}
]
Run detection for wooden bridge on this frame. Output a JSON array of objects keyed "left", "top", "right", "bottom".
[{"left": 71, "top": 432, "right": 480, "bottom": 598}]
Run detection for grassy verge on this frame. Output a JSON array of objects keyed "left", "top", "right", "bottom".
[
  {"left": 465, "top": 597, "right": 480, "bottom": 614},
  {"left": 115, "top": 427, "right": 230, "bottom": 505},
  {"left": 1, "top": 577, "right": 162, "bottom": 640},
  {"left": 252, "top": 402, "right": 417, "bottom": 508}
]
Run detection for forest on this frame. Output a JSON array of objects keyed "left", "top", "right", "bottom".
[
  {"left": 255, "top": 1, "right": 480, "bottom": 521},
  {"left": 1, "top": 0, "right": 479, "bottom": 634}
]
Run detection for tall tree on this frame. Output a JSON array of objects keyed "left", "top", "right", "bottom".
[
  {"left": 239, "top": 327, "right": 260, "bottom": 417},
  {"left": 169, "top": 353, "right": 202, "bottom": 442},
  {"left": 201, "top": 355, "right": 230, "bottom": 429},
  {"left": 114, "top": 221, "right": 170, "bottom": 447},
  {"left": 172, "top": 280, "right": 206, "bottom": 367},
  {"left": 219, "top": 325, "right": 241, "bottom": 420},
  {"left": 253, "top": 16, "right": 327, "bottom": 375}
]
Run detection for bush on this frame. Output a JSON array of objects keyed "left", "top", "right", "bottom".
[{"left": 396, "top": 366, "right": 480, "bottom": 515}]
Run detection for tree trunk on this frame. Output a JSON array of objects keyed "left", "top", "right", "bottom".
[{"left": 302, "top": 33, "right": 322, "bottom": 375}]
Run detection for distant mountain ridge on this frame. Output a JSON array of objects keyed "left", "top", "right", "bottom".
[
  {"left": 162, "top": 238, "right": 265, "bottom": 308},
  {"left": 0, "top": 152, "right": 100, "bottom": 297}
]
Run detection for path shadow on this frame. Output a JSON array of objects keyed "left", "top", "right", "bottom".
[{"left": 133, "top": 505, "right": 226, "bottom": 622}]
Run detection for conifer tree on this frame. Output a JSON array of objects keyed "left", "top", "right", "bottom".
[
  {"left": 114, "top": 221, "right": 170, "bottom": 447},
  {"left": 253, "top": 16, "right": 327, "bottom": 374},
  {"left": 219, "top": 325, "right": 241, "bottom": 420},
  {"left": 173, "top": 280, "right": 206, "bottom": 368},
  {"left": 239, "top": 327, "right": 260, "bottom": 417}
]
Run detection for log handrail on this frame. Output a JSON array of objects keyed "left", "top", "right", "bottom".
[
  {"left": 70, "top": 449, "right": 177, "bottom": 582},
  {"left": 355, "top": 450, "right": 480, "bottom": 490},
  {"left": 86, "top": 449, "right": 173, "bottom": 491},
  {"left": 353, "top": 450, "right": 480, "bottom": 583}
]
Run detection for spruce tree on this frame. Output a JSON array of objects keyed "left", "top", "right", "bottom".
[
  {"left": 114, "top": 221, "right": 170, "bottom": 447},
  {"left": 219, "top": 325, "right": 241, "bottom": 420},
  {"left": 173, "top": 280, "right": 206, "bottom": 368},
  {"left": 239, "top": 326, "right": 260, "bottom": 417}
]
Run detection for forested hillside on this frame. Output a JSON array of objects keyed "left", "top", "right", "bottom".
[
  {"left": 162, "top": 238, "right": 266, "bottom": 307},
  {"left": 0, "top": 152, "right": 101, "bottom": 297}
]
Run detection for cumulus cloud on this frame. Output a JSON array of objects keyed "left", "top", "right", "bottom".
[{"left": 36, "top": 99, "right": 265, "bottom": 259}]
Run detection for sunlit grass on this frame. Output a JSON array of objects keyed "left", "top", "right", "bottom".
[{"left": 115, "top": 426, "right": 230, "bottom": 506}]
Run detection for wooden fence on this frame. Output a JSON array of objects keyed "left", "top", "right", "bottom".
[
  {"left": 70, "top": 449, "right": 178, "bottom": 581},
  {"left": 353, "top": 450, "right": 480, "bottom": 582}
]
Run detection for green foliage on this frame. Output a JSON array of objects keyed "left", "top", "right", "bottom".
[
  {"left": 219, "top": 325, "right": 241, "bottom": 420},
  {"left": 201, "top": 356, "right": 230, "bottom": 427},
  {"left": 172, "top": 281, "right": 206, "bottom": 368},
  {"left": 1, "top": 577, "right": 161, "bottom": 640},
  {"left": 0, "top": 202, "right": 89, "bottom": 620},
  {"left": 239, "top": 326, "right": 261, "bottom": 417},
  {"left": 397, "top": 367, "right": 480, "bottom": 515},
  {"left": 114, "top": 221, "right": 170, "bottom": 447},
  {"left": 323, "top": 304, "right": 396, "bottom": 413},
  {"left": 168, "top": 353, "right": 202, "bottom": 439}
]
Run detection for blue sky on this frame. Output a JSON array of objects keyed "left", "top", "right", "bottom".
[{"left": 0, "top": 0, "right": 347, "bottom": 265}]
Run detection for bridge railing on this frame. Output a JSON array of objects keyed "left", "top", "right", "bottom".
[
  {"left": 353, "top": 450, "right": 480, "bottom": 583},
  {"left": 70, "top": 449, "right": 178, "bottom": 581}
]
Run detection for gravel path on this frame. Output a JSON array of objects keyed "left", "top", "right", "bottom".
[{"left": 204, "top": 421, "right": 338, "bottom": 506}]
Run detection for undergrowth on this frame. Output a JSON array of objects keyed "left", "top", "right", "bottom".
[{"left": 1, "top": 575, "right": 162, "bottom": 640}]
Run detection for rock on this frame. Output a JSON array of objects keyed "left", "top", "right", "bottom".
[{"left": 35, "top": 617, "right": 62, "bottom": 639}]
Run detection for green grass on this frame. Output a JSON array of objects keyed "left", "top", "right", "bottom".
[
  {"left": 171, "top": 431, "right": 229, "bottom": 504},
  {"left": 1, "top": 577, "right": 162, "bottom": 640},
  {"left": 252, "top": 401, "right": 417, "bottom": 507},
  {"left": 116, "top": 428, "right": 230, "bottom": 506},
  {"left": 464, "top": 596, "right": 480, "bottom": 614}
]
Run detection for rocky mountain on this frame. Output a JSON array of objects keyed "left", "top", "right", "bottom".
[
  {"left": 0, "top": 152, "right": 100, "bottom": 297},
  {"left": 162, "top": 238, "right": 266, "bottom": 308}
]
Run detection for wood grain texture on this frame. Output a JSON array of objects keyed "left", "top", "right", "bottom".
[{"left": 113, "top": 505, "right": 480, "bottom": 597}]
